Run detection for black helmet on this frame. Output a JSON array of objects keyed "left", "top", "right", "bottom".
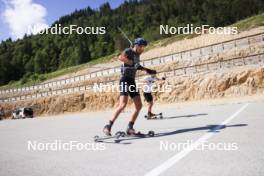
[{"left": 134, "top": 37, "right": 148, "bottom": 46}]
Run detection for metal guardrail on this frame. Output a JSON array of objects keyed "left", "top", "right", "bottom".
[
  {"left": 1, "top": 52, "right": 263, "bottom": 103},
  {"left": 0, "top": 32, "right": 263, "bottom": 96}
]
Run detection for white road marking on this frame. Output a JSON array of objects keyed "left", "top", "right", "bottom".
[{"left": 144, "top": 103, "right": 249, "bottom": 176}]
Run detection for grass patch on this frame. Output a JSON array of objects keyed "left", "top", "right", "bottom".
[{"left": 232, "top": 12, "right": 264, "bottom": 31}]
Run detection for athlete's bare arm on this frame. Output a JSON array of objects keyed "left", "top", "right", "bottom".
[{"left": 119, "top": 52, "right": 133, "bottom": 65}]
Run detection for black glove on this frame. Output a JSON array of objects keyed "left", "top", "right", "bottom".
[
  {"left": 134, "top": 63, "right": 144, "bottom": 70},
  {"left": 146, "top": 69, "right": 157, "bottom": 74}
]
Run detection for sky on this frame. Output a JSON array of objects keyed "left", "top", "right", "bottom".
[{"left": 0, "top": 0, "right": 126, "bottom": 42}]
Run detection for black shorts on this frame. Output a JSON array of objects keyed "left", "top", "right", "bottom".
[
  {"left": 143, "top": 92, "right": 153, "bottom": 102},
  {"left": 119, "top": 76, "right": 139, "bottom": 98}
]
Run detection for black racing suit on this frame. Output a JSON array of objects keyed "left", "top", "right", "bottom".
[{"left": 119, "top": 48, "right": 141, "bottom": 98}]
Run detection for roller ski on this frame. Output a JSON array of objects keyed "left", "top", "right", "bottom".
[
  {"left": 94, "top": 125, "right": 155, "bottom": 143},
  {"left": 144, "top": 112, "right": 163, "bottom": 120},
  {"left": 125, "top": 127, "right": 155, "bottom": 137},
  {"left": 94, "top": 130, "right": 126, "bottom": 142},
  {"left": 94, "top": 130, "right": 155, "bottom": 143},
  {"left": 94, "top": 124, "right": 124, "bottom": 142},
  {"left": 114, "top": 129, "right": 155, "bottom": 143}
]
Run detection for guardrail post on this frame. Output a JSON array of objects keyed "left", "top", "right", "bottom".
[{"left": 258, "top": 54, "right": 262, "bottom": 65}]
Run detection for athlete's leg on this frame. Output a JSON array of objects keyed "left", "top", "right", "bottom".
[
  {"left": 144, "top": 93, "right": 154, "bottom": 116},
  {"left": 130, "top": 95, "right": 142, "bottom": 122},
  {"left": 126, "top": 95, "right": 142, "bottom": 134},
  {"left": 111, "top": 95, "right": 128, "bottom": 122},
  {"left": 147, "top": 100, "right": 153, "bottom": 114},
  {"left": 103, "top": 95, "right": 128, "bottom": 136}
]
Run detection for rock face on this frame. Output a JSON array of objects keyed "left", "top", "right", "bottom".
[{"left": 1, "top": 68, "right": 263, "bottom": 118}]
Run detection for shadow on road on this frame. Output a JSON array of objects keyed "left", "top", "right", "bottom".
[{"left": 111, "top": 123, "right": 248, "bottom": 144}]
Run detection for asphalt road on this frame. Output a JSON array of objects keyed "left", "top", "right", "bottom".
[{"left": 0, "top": 101, "right": 264, "bottom": 176}]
